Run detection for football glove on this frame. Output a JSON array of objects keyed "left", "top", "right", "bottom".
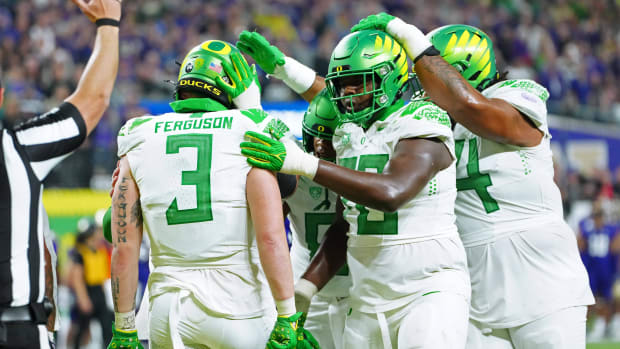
[
  {"left": 351, "top": 12, "right": 432, "bottom": 62},
  {"left": 241, "top": 131, "right": 319, "bottom": 178},
  {"left": 215, "top": 51, "right": 262, "bottom": 109},
  {"left": 266, "top": 312, "right": 303, "bottom": 349},
  {"left": 297, "top": 327, "right": 321, "bottom": 349},
  {"left": 103, "top": 206, "right": 112, "bottom": 243},
  {"left": 237, "top": 31, "right": 285, "bottom": 75},
  {"left": 107, "top": 324, "right": 144, "bottom": 349},
  {"left": 237, "top": 31, "right": 316, "bottom": 94}
]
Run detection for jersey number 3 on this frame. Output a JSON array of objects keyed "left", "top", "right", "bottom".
[
  {"left": 165, "top": 134, "right": 214, "bottom": 225},
  {"left": 455, "top": 138, "right": 499, "bottom": 213}
]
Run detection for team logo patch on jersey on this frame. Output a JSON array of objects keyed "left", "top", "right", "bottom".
[{"left": 309, "top": 186, "right": 323, "bottom": 200}]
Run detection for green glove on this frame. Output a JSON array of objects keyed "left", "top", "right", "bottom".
[
  {"left": 241, "top": 131, "right": 287, "bottom": 171},
  {"left": 241, "top": 131, "right": 320, "bottom": 177},
  {"left": 297, "top": 327, "right": 321, "bottom": 349},
  {"left": 350, "top": 12, "right": 395, "bottom": 32},
  {"left": 214, "top": 51, "right": 262, "bottom": 109},
  {"left": 237, "top": 30, "right": 285, "bottom": 74},
  {"left": 107, "top": 324, "right": 144, "bottom": 349},
  {"left": 266, "top": 312, "right": 303, "bottom": 349},
  {"left": 103, "top": 206, "right": 112, "bottom": 243}
]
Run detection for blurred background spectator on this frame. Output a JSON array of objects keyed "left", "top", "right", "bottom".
[{"left": 65, "top": 220, "right": 112, "bottom": 349}]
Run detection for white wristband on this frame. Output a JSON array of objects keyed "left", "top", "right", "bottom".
[
  {"left": 114, "top": 311, "right": 136, "bottom": 331},
  {"left": 275, "top": 297, "right": 297, "bottom": 317},
  {"left": 233, "top": 80, "right": 262, "bottom": 110},
  {"left": 386, "top": 18, "right": 432, "bottom": 61},
  {"left": 271, "top": 56, "right": 317, "bottom": 94},
  {"left": 281, "top": 140, "right": 320, "bottom": 178},
  {"left": 294, "top": 278, "right": 318, "bottom": 314}
]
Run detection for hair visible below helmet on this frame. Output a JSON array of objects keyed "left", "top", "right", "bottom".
[
  {"left": 175, "top": 40, "right": 246, "bottom": 108},
  {"left": 427, "top": 24, "right": 499, "bottom": 91},
  {"left": 325, "top": 30, "right": 409, "bottom": 126},
  {"left": 302, "top": 89, "right": 339, "bottom": 153}
]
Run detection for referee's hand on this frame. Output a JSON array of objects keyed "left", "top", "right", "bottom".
[{"left": 72, "top": 0, "right": 122, "bottom": 23}]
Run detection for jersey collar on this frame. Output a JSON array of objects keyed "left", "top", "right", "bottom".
[{"left": 169, "top": 98, "right": 228, "bottom": 113}]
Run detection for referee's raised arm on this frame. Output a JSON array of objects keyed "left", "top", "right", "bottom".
[
  {"left": 66, "top": 0, "right": 122, "bottom": 136},
  {"left": 0, "top": 1, "right": 122, "bottom": 348}
]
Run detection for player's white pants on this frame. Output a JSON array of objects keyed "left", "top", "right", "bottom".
[
  {"left": 149, "top": 291, "right": 275, "bottom": 349},
  {"left": 342, "top": 290, "right": 469, "bottom": 349},
  {"left": 305, "top": 294, "right": 349, "bottom": 349},
  {"left": 465, "top": 306, "right": 587, "bottom": 349}
]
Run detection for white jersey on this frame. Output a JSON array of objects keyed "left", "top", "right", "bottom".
[
  {"left": 453, "top": 79, "right": 593, "bottom": 326},
  {"left": 285, "top": 176, "right": 351, "bottom": 297},
  {"left": 332, "top": 100, "right": 469, "bottom": 312},
  {"left": 333, "top": 100, "right": 458, "bottom": 246},
  {"left": 117, "top": 107, "right": 290, "bottom": 318},
  {"left": 454, "top": 79, "right": 563, "bottom": 246}
]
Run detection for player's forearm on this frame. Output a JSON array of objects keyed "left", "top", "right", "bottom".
[
  {"left": 257, "top": 232, "right": 295, "bottom": 301},
  {"left": 299, "top": 76, "right": 326, "bottom": 102},
  {"left": 314, "top": 161, "right": 417, "bottom": 212},
  {"left": 110, "top": 246, "right": 139, "bottom": 313},
  {"left": 415, "top": 55, "right": 485, "bottom": 119},
  {"left": 111, "top": 159, "right": 143, "bottom": 313},
  {"left": 66, "top": 26, "right": 119, "bottom": 134},
  {"left": 302, "top": 220, "right": 348, "bottom": 289},
  {"left": 247, "top": 168, "right": 294, "bottom": 301}
]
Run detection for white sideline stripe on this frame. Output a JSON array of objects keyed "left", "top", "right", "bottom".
[
  {"left": 16, "top": 117, "right": 79, "bottom": 146},
  {"left": 4, "top": 132, "right": 31, "bottom": 307}
]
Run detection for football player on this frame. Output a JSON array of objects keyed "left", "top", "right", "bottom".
[
  {"left": 288, "top": 91, "right": 349, "bottom": 349},
  {"left": 238, "top": 32, "right": 348, "bottom": 349},
  {"left": 352, "top": 13, "right": 595, "bottom": 349},
  {"left": 107, "top": 40, "right": 310, "bottom": 349},
  {"left": 240, "top": 29, "right": 471, "bottom": 349}
]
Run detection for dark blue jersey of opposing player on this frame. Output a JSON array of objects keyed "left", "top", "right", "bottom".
[{"left": 579, "top": 214, "right": 619, "bottom": 300}]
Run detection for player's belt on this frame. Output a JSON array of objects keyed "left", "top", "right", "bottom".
[
  {"left": 0, "top": 301, "right": 50, "bottom": 323},
  {"left": 0, "top": 305, "right": 31, "bottom": 322}
]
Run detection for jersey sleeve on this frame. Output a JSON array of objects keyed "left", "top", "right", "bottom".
[
  {"left": 391, "top": 100, "right": 455, "bottom": 158},
  {"left": 117, "top": 116, "right": 154, "bottom": 157},
  {"left": 13, "top": 102, "right": 87, "bottom": 181},
  {"left": 483, "top": 79, "right": 550, "bottom": 136}
]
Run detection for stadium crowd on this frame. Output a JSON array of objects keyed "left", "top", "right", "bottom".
[
  {"left": 1, "top": 0, "right": 620, "bottom": 346},
  {"left": 0, "top": 0, "right": 618, "bottom": 188}
]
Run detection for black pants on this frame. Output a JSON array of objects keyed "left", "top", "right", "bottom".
[
  {"left": 0, "top": 321, "right": 49, "bottom": 349},
  {"left": 73, "top": 286, "right": 113, "bottom": 349}
]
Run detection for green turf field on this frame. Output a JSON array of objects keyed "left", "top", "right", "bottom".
[{"left": 587, "top": 342, "right": 620, "bottom": 348}]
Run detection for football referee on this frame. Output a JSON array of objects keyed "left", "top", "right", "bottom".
[{"left": 0, "top": 1, "right": 122, "bottom": 348}]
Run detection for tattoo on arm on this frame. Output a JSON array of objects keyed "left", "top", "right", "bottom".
[
  {"left": 420, "top": 56, "right": 472, "bottom": 97},
  {"left": 111, "top": 276, "right": 120, "bottom": 312},
  {"left": 130, "top": 200, "right": 143, "bottom": 228},
  {"left": 115, "top": 177, "right": 129, "bottom": 245}
]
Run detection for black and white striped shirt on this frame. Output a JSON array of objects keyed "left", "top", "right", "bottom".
[{"left": 0, "top": 102, "right": 86, "bottom": 308}]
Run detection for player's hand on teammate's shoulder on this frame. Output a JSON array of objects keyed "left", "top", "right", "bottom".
[{"left": 72, "top": 0, "right": 122, "bottom": 23}]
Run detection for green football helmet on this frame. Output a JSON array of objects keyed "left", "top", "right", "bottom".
[
  {"left": 302, "top": 89, "right": 339, "bottom": 154},
  {"left": 424, "top": 24, "right": 499, "bottom": 92},
  {"left": 325, "top": 30, "right": 409, "bottom": 126},
  {"left": 175, "top": 40, "right": 248, "bottom": 107}
]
